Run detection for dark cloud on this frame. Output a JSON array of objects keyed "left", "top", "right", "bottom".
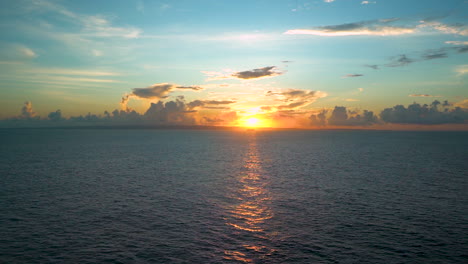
[
  {"left": 48, "top": 110, "right": 63, "bottom": 121},
  {"left": 309, "top": 110, "right": 327, "bottom": 126},
  {"left": 380, "top": 100, "right": 467, "bottom": 124},
  {"left": 285, "top": 18, "right": 414, "bottom": 36},
  {"left": 232, "top": 66, "right": 282, "bottom": 80},
  {"left": 132, "top": 83, "right": 175, "bottom": 99},
  {"left": 454, "top": 45, "right": 468, "bottom": 53},
  {"left": 343, "top": 74, "right": 364, "bottom": 78},
  {"left": 144, "top": 98, "right": 196, "bottom": 125},
  {"left": 386, "top": 54, "right": 414, "bottom": 67},
  {"left": 328, "top": 106, "right": 378, "bottom": 126},
  {"left": 187, "top": 100, "right": 236, "bottom": 109},
  {"left": 422, "top": 50, "right": 448, "bottom": 60},
  {"left": 176, "top": 85, "right": 204, "bottom": 91},
  {"left": 277, "top": 101, "right": 308, "bottom": 110},
  {"left": 364, "top": 64, "right": 379, "bottom": 70}
]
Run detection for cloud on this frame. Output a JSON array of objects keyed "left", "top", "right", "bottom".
[
  {"left": 422, "top": 49, "right": 448, "bottom": 60},
  {"left": 144, "top": 98, "right": 196, "bottom": 125},
  {"left": 343, "top": 74, "right": 364, "bottom": 78},
  {"left": 358, "top": 88, "right": 364, "bottom": 92},
  {"left": 121, "top": 83, "right": 206, "bottom": 110},
  {"left": 284, "top": 19, "right": 415, "bottom": 36},
  {"left": 454, "top": 99, "right": 468, "bottom": 109},
  {"left": 187, "top": 100, "right": 236, "bottom": 109},
  {"left": 48, "top": 110, "right": 63, "bottom": 121},
  {"left": 445, "top": 41, "right": 468, "bottom": 45},
  {"left": 385, "top": 54, "right": 414, "bottom": 67},
  {"left": 277, "top": 101, "right": 308, "bottom": 110},
  {"left": 20, "top": 101, "right": 37, "bottom": 119},
  {"left": 328, "top": 106, "right": 378, "bottom": 126},
  {"left": 361, "top": 1, "right": 376, "bottom": 4},
  {"left": 31, "top": 0, "right": 142, "bottom": 39},
  {"left": 131, "top": 83, "right": 175, "bottom": 99},
  {"left": 176, "top": 85, "right": 204, "bottom": 91},
  {"left": 364, "top": 64, "right": 379, "bottom": 70},
  {"left": 0, "top": 43, "right": 37, "bottom": 61},
  {"left": 324, "top": 0, "right": 335, "bottom": 2},
  {"left": 419, "top": 22, "right": 468, "bottom": 36},
  {"left": 345, "top": 99, "right": 359, "bottom": 102},
  {"left": 309, "top": 110, "right": 328, "bottom": 126},
  {"left": 380, "top": 100, "right": 467, "bottom": 124},
  {"left": 232, "top": 66, "right": 282, "bottom": 80},
  {"left": 204, "top": 66, "right": 283, "bottom": 81},
  {"left": 266, "top": 89, "right": 327, "bottom": 111},
  {"left": 455, "top": 65, "right": 468, "bottom": 76},
  {"left": 409, "top": 94, "right": 441, "bottom": 97}
]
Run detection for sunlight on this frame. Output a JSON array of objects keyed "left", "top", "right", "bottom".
[{"left": 246, "top": 117, "right": 259, "bottom": 127}]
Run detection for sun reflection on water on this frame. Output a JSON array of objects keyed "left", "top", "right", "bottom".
[{"left": 223, "top": 133, "right": 276, "bottom": 263}]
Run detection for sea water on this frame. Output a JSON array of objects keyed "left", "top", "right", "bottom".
[{"left": 1, "top": 129, "right": 467, "bottom": 263}]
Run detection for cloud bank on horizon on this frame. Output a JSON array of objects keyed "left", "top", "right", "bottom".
[{"left": 0, "top": 0, "right": 467, "bottom": 129}]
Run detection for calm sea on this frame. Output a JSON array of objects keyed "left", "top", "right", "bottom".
[{"left": 1, "top": 128, "right": 467, "bottom": 263}]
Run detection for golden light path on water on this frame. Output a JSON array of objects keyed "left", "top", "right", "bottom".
[{"left": 223, "top": 132, "right": 276, "bottom": 263}]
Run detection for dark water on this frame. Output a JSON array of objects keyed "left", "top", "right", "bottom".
[{"left": 1, "top": 129, "right": 467, "bottom": 263}]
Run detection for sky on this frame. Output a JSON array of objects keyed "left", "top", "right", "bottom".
[{"left": 0, "top": 0, "right": 467, "bottom": 129}]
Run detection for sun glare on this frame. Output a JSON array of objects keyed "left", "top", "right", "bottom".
[{"left": 246, "top": 117, "right": 259, "bottom": 127}]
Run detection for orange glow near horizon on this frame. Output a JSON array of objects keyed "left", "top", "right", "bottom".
[{"left": 240, "top": 116, "right": 272, "bottom": 128}]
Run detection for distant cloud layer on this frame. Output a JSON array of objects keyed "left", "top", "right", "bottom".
[
  {"left": 307, "top": 100, "right": 467, "bottom": 127},
  {"left": 380, "top": 100, "right": 467, "bottom": 124},
  {"left": 2, "top": 99, "right": 467, "bottom": 128}
]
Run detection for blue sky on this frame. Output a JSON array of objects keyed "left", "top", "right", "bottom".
[{"left": 0, "top": 0, "right": 467, "bottom": 128}]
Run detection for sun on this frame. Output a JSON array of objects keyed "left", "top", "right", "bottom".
[{"left": 246, "top": 117, "right": 259, "bottom": 127}]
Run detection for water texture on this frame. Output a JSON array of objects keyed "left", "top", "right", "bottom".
[{"left": 1, "top": 129, "right": 467, "bottom": 263}]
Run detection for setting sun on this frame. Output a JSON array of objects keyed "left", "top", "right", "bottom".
[{"left": 246, "top": 117, "right": 259, "bottom": 127}]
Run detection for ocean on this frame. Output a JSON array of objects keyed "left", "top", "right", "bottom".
[{"left": 1, "top": 128, "right": 467, "bottom": 263}]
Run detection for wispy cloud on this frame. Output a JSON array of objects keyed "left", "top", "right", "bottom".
[
  {"left": 419, "top": 21, "right": 468, "bottom": 36},
  {"left": 284, "top": 19, "right": 414, "bottom": 36},
  {"left": 30, "top": 0, "right": 142, "bottom": 39},
  {"left": 266, "top": 89, "right": 327, "bottom": 110},
  {"left": 409, "top": 94, "right": 441, "bottom": 97},
  {"left": 445, "top": 41, "right": 468, "bottom": 45},
  {"left": 361, "top": 1, "right": 376, "bottom": 4},
  {"left": 343, "top": 74, "right": 364, "bottom": 78},
  {"left": 285, "top": 18, "right": 467, "bottom": 37},
  {"left": 385, "top": 54, "right": 414, "bottom": 67}
]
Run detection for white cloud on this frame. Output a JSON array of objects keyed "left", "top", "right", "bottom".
[
  {"left": 445, "top": 41, "right": 468, "bottom": 45},
  {"left": 455, "top": 65, "right": 468, "bottom": 76},
  {"left": 419, "top": 22, "right": 468, "bottom": 36},
  {"left": 361, "top": 1, "right": 376, "bottom": 4},
  {"left": 324, "top": 0, "right": 335, "bottom": 2},
  {"left": 285, "top": 27, "right": 414, "bottom": 36},
  {"left": 18, "top": 46, "right": 37, "bottom": 58}
]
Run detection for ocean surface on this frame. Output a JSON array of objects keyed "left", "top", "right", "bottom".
[{"left": 1, "top": 128, "right": 467, "bottom": 263}]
